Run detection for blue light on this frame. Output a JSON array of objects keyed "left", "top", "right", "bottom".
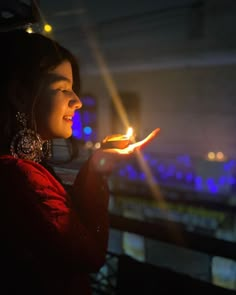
[
  {"left": 83, "top": 111, "right": 90, "bottom": 124},
  {"left": 208, "top": 185, "right": 218, "bottom": 194},
  {"left": 206, "top": 178, "right": 218, "bottom": 194},
  {"left": 157, "top": 164, "right": 165, "bottom": 173},
  {"left": 139, "top": 172, "right": 146, "bottom": 181},
  {"left": 229, "top": 177, "right": 236, "bottom": 185},
  {"left": 72, "top": 111, "right": 83, "bottom": 139},
  {"left": 126, "top": 165, "right": 134, "bottom": 172},
  {"left": 186, "top": 173, "right": 193, "bottom": 182},
  {"left": 81, "top": 96, "right": 96, "bottom": 107},
  {"left": 166, "top": 165, "right": 175, "bottom": 177},
  {"left": 128, "top": 169, "right": 138, "bottom": 180},
  {"left": 83, "top": 126, "right": 92, "bottom": 135},
  {"left": 105, "top": 153, "right": 236, "bottom": 195},
  {"left": 224, "top": 160, "right": 235, "bottom": 171},
  {"left": 206, "top": 178, "right": 214, "bottom": 186},
  {"left": 195, "top": 176, "right": 203, "bottom": 191},
  {"left": 176, "top": 171, "right": 183, "bottom": 180}
]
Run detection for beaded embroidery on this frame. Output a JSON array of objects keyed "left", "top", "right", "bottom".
[{"left": 10, "top": 112, "right": 51, "bottom": 162}]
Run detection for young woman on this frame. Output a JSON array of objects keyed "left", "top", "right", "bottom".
[{"left": 0, "top": 29, "right": 160, "bottom": 294}]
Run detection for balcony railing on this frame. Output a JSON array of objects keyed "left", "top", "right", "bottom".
[{"left": 90, "top": 214, "right": 236, "bottom": 294}]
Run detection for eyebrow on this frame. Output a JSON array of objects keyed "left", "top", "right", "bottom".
[{"left": 46, "top": 73, "right": 72, "bottom": 84}]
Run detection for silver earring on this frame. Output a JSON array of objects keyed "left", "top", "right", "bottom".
[{"left": 10, "top": 112, "right": 50, "bottom": 163}]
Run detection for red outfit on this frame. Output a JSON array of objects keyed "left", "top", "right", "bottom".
[{"left": 0, "top": 155, "right": 110, "bottom": 294}]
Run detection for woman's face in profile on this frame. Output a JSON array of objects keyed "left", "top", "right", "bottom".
[{"left": 35, "top": 60, "right": 82, "bottom": 140}]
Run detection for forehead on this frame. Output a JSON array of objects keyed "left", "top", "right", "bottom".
[{"left": 48, "top": 60, "right": 73, "bottom": 83}]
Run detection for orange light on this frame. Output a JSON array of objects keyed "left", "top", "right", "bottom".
[
  {"left": 126, "top": 127, "right": 133, "bottom": 138},
  {"left": 207, "top": 152, "right": 215, "bottom": 161},
  {"left": 216, "top": 152, "right": 224, "bottom": 161}
]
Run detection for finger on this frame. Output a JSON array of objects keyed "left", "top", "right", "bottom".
[
  {"left": 139, "top": 128, "right": 161, "bottom": 144},
  {"left": 143, "top": 128, "right": 161, "bottom": 142},
  {"left": 130, "top": 128, "right": 161, "bottom": 150}
]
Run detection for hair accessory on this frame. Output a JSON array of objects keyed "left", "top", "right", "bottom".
[{"left": 10, "top": 112, "right": 51, "bottom": 162}]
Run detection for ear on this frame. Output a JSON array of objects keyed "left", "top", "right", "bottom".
[{"left": 7, "top": 79, "right": 28, "bottom": 112}]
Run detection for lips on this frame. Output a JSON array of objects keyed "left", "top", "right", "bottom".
[{"left": 63, "top": 115, "right": 73, "bottom": 121}]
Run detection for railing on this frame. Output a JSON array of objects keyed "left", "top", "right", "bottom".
[
  {"left": 90, "top": 214, "right": 236, "bottom": 294},
  {"left": 90, "top": 252, "right": 236, "bottom": 295},
  {"left": 109, "top": 214, "right": 236, "bottom": 261}
]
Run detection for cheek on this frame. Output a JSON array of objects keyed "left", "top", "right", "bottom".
[
  {"left": 42, "top": 103, "right": 67, "bottom": 132},
  {"left": 35, "top": 91, "right": 67, "bottom": 129}
]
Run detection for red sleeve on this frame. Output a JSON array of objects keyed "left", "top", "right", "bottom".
[{"left": 1, "top": 157, "right": 110, "bottom": 272}]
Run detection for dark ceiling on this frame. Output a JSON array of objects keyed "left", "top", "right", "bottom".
[
  {"left": 39, "top": 0, "right": 199, "bottom": 42},
  {"left": 1, "top": 1, "right": 235, "bottom": 71},
  {"left": 40, "top": 0, "right": 198, "bottom": 23}
]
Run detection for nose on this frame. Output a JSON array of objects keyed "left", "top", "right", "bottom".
[{"left": 69, "top": 91, "right": 82, "bottom": 109}]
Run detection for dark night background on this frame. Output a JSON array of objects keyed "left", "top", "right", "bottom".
[{"left": 1, "top": 0, "right": 236, "bottom": 293}]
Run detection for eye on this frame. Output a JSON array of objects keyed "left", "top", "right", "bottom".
[{"left": 60, "top": 89, "right": 74, "bottom": 96}]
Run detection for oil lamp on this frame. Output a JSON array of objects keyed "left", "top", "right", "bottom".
[{"left": 101, "top": 127, "right": 134, "bottom": 149}]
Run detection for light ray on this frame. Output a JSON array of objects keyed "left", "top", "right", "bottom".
[
  {"left": 82, "top": 22, "right": 130, "bottom": 130},
  {"left": 80, "top": 14, "right": 186, "bottom": 244}
]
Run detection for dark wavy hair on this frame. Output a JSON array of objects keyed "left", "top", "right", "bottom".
[{"left": 0, "top": 29, "right": 80, "bottom": 153}]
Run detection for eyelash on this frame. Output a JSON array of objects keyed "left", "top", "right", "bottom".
[{"left": 59, "top": 89, "right": 73, "bottom": 96}]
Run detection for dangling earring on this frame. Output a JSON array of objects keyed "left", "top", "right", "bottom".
[{"left": 10, "top": 112, "right": 47, "bottom": 162}]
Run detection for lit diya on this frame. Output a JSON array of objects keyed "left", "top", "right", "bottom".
[{"left": 101, "top": 127, "right": 134, "bottom": 149}]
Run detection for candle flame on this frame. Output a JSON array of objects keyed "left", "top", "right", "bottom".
[{"left": 126, "top": 127, "right": 133, "bottom": 138}]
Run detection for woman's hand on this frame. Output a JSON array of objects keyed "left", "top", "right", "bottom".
[{"left": 90, "top": 128, "right": 160, "bottom": 175}]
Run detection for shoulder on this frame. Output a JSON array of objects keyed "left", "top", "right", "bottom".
[
  {"left": 0, "top": 154, "right": 49, "bottom": 175},
  {"left": 0, "top": 155, "right": 62, "bottom": 191}
]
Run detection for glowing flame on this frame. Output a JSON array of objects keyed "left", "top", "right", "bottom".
[{"left": 126, "top": 127, "right": 133, "bottom": 138}]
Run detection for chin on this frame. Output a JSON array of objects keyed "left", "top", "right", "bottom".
[
  {"left": 64, "top": 131, "right": 73, "bottom": 138},
  {"left": 52, "top": 128, "right": 72, "bottom": 139}
]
